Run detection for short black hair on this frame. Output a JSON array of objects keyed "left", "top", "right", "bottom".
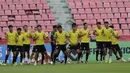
[
  {"left": 37, "top": 25, "right": 42, "bottom": 28},
  {"left": 8, "top": 25, "right": 13, "bottom": 28},
  {"left": 53, "top": 25, "right": 57, "bottom": 28},
  {"left": 104, "top": 21, "right": 109, "bottom": 24},
  {"left": 96, "top": 22, "right": 101, "bottom": 25},
  {"left": 83, "top": 23, "right": 87, "bottom": 26},
  {"left": 23, "top": 25, "right": 28, "bottom": 28},
  {"left": 17, "top": 28, "right": 22, "bottom": 31},
  {"left": 57, "top": 25, "right": 62, "bottom": 29},
  {"left": 72, "top": 23, "right": 77, "bottom": 27}
]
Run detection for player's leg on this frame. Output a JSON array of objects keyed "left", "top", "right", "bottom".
[
  {"left": 61, "top": 45, "right": 68, "bottom": 64},
  {"left": 4, "top": 45, "right": 11, "bottom": 65},
  {"left": 13, "top": 46, "right": 20, "bottom": 66},
  {"left": 12, "top": 46, "right": 17, "bottom": 65},
  {"left": 112, "top": 45, "right": 120, "bottom": 60},
  {"left": 77, "top": 44, "right": 82, "bottom": 63},
  {"left": 53, "top": 45, "right": 60, "bottom": 65},
  {"left": 20, "top": 46, "right": 24, "bottom": 65},
  {"left": 85, "top": 43, "right": 90, "bottom": 63},
  {"left": 34, "top": 46, "right": 39, "bottom": 66},
  {"left": 96, "top": 42, "right": 100, "bottom": 62},
  {"left": 100, "top": 42, "right": 105, "bottom": 62},
  {"left": 107, "top": 42, "right": 113, "bottom": 63},
  {"left": 115, "top": 44, "right": 126, "bottom": 62},
  {"left": 51, "top": 43, "right": 56, "bottom": 61},
  {"left": 40, "top": 45, "right": 47, "bottom": 65},
  {"left": 26, "top": 45, "right": 30, "bottom": 63}
]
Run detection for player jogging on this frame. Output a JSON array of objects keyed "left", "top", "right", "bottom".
[{"left": 53, "top": 25, "right": 69, "bottom": 64}]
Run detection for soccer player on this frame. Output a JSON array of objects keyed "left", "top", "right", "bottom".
[
  {"left": 15, "top": 28, "right": 24, "bottom": 66},
  {"left": 102, "top": 22, "right": 113, "bottom": 63},
  {"left": 22, "top": 25, "right": 32, "bottom": 63},
  {"left": 80, "top": 23, "right": 90, "bottom": 63},
  {"left": 33, "top": 25, "right": 50, "bottom": 65},
  {"left": 3, "top": 25, "right": 17, "bottom": 65},
  {"left": 50, "top": 25, "right": 57, "bottom": 63},
  {"left": 109, "top": 25, "right": 126, "bottom": 62},
  {"left": 93, "top": 22, "right": 104, "bottom": 63},
  {"left": 53, "top": 25, "right": 69, "bottom": 64},
  {"left": 68, "top": 23, "right": 81, "bottom": 63}
]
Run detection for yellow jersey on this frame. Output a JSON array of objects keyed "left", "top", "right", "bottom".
[
  {"left": 111, "top": 30, "right": 119, "bottom": 45},
  {"left": 34, "top": 31, "right": 48, "bottom": 45},
  {"left": 5, "top": 31, "right": 17, "bottom": 45},
  {"left": 102, "top": 27, "right": 113, "bottom": 42},
  {"left": 80, "top": 28, "right": 90, "bottom": 43},
  {"left": 16, "top": 34, "right": 24, "bottom": 46},
  {"left": 22, "top": 31, "right": 32, "bottom": 44},
  {"left": 69, "top": 29, "right": 79, "bottom": 45},
  {"left": 94, "top": 28, "right": 104, "bottom": 42},
  {"left": 54, "top": 31, "right": 68, "bottom": 45}
]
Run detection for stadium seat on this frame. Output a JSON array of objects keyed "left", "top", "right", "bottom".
[
  {"left": 15, "top": 21, "right": 22, "bottom": 26},
  {"left": 90, "top": 19, "right": 96, "bottom": 24},
  {"left": 5, "top": 10, "right": 11, "bottom": 15},
  {"left": 34, "top": 0, "right": 40, "bottom": 4},
  {"left": 20, "top": 0, "right": 26, "bottom": 4},
  {"left": 0, "top": 11, "right": 4, "bottom": 15},
  {"left": 18, "top": 10, "right": 26, "bottom": 15},
  {"left": 3, "top": 27, "right": 9, "bottom": 32},
  {"left": 15, "top": 16, "right": 22, "bottom": 21},
  {"left": 82, "top": 2, "right": 89, "bottom": 8},
  {"left": 74, "top": 14, "right": 81, "bottom": 19},
  {"left": 107, "top": 13, "right": 114, "bottom": 18},
  {"left": 126, "top": 8, "right": 130, "bottom": 12},
  {"left": 123, "top": 30, "right": 130, "bottom": 35},
  {"left": 13, "top": 0, "right": 20, "bottom": 4},
  {"left": 29, "top": 4, "right": 36, "bottom": 10},
  {"left": 111, "top": 19, "right": 118, "bottom": 23},
  {"left": 6, "top": 0, "right": 13, "bottom": 4},
  {"left": 43, "top": 4, "right": 50, "bottom": 9},
  {"left": 36, "top": 4, "right": 43, "bottom": 9},
  {"left": 48, "top": 14, "right": 55, "bottom": 20},
  {"left": 126, "top": 18, "right": 130, "bottom": 23},
  {"left": 114, "top": 24, "right": 120, "bottom": 29},
  {"left": 104, "top": 3, "right": 110, "bottom": 7},
  {"left": 119, "top": 19, "right": 126, "bottom": 23},
  {"left": 12, "top": 10, "right": 18, "bottom": 15},
  {"left": 117, "top": 2, "right": 124, "bottom": 7},
  {"left": 92, "top": 8, "right": 99, "bottom": 13},
  {"left": 35, "top": 15, "right": 42, "bottom": 20},
  {"left": 96, "top": 2, "right": 103, "bottom": 8},
  {"left": 97, "top": 19, "right": 104, "bottom": 24},
  {"left": 98, "top": 8, "right": 105, "bottom": 13},
  {"left": 121, "top": 13, "right": 127, "bottom": 18},
  {"left": 114, "top": 13, "right": 120, "bottom": 18},
  {"left": 27, "top": 0, "right": 33, "bottom": 4},
  {"left": 90, "top": 3, "right": 96, "bottom": 8},
  {"left": 119, "top": 8, "right": 126, "bottom": 13},
  {"left": 117, "top": 29, "right": 123, "bottom": 35},
  {"left": 104, "top": 19, "right": 111, "bottom": 23},
  {"left": 9, "top": 5, "right": 15, "bottom": 10},
  {"left": 94, "top": 14, "right": 101, "bottom": 19},
  {"left": 121, "top": 24, "right": 128, "bottom": 29},
  {"left": 112, "top": 8, "right": 119, "bottom": 13},
  {"left": 105, "top": 8, "right": 112, "bottom": 13},
  {"left": 22, "top": 21, "right": 29, "bottom": 25},
  {"left": 78, "top": 9, "right": 85, "bottom": 14},
  {"left": 41, "top": 0, "right": 47, "bottom": 4},
  {"left": 38, "top": 21, "right": 44, "bottom": 25},
  {"left": 85, "top": 8, "right": 92, "bottom": 13},
  {"left": 0, "top": 22, "right": 7, "bottom": 26},
  {"left": 2, "top": 5, "right": 9, "bottom": 10},
  {"left": 28, "top": 15, "right": 35, "bottom": 20},
  {"left": 22, "top": 4, "right": 30, "bottom": 10},
  {"left": 2, "top": 16, "right": 8, "bottom": 21},
  {"left": 87, "top": 14, "right": 94, "bottom": 19},
  {"left": 124, "top": 2, "right": 130, "bottom": 7},
  {"left": 22, "top": 15, "right": 28, "bottom": 20},
  {"left": 29, "top": 21, "right": 37, "bottom": 26},
  {"left": 101, "top": 13, "right": 107, "bottom": 18},
  {"left": 16, "top": 4, "right": 23, "bottom": 10},
  {"left": 71, "top": 9, "right": 78, "bottom": 14},
  {"left": 75, "top": 2, "right": 82, "bottom": 8},
  {"left": 7, "top": 21, "right": 14, "bottom": 25},
  {"left": 76, "top": 20, "right": 82, "bottom": 25},
  {"left": 42, "top": 14, "right": 48, "bottom": 20}
]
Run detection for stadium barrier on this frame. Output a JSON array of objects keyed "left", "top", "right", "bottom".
[{"left": 0, "top": 42, "right": 130, "bottom": 63}]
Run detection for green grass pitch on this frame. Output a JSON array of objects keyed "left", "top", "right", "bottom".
[{"left": 0, "top": 62, "right": 130, "bottom": 73}]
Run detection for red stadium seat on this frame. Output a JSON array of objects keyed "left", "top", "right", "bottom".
[
  {"left": 104, "top": 3, "right": 110, "bottom": 7},
  {"left": 68, "top": 2, "right": 75, "bottom": 9},
  {"left": 101, "top": 13, "right": 107, "bottom": 18},
  {"left": 114, "top": 24, "right": 120, "bottom": 29},
  {"left": 35, "top": 15, "right": 42, "bottom": 20},
  {"left": 94, "top": 14, "right": 101, "bottom": 19},
  {"left": 22, "top": 21, "right": 29, "bottom": 25},
  {"left": 22, "top": 4, "right": 30, "bottom": 10},
  {"left": 15, "top": 21, "right": 22, "bottom": 26},
  {"left": 117, "top": 2, "right": 124, "bottom": 7},
  {"left": 34, "top": 0, "right": 40, "bottom": 4},
  {"left": 114, "top": 13, "right": 120, "bottom": 18},
  {"left": 90, "top": 19, "right": 96, "bottom": 24},
  {"left": 123, "top": 30, "right": 130, "bottom": 35},
  {"left": 15, "top": 16, "right": 22, "bottom": 21},
  {"left": 18, "top": 10, "right": 25, "bottom": 15},
  {"left": 7, "top": 21, "right": 14, "bottom": 25},
  {"left": 22, "top": 15, "right": 28, "bottom": 20},
  {"left": 97, "top": 19, "right": 104, "bottom": 24},
  {"left": 96, "top": 2, "right": 103, "bottom": 8},
  {"left": 27, "top": 0, "right": 33, "bottom": 4},
  {"left": 83, "top": 2, "right": 89, "bottom": 8},
  {"left": 43, "top": 4, "right": 50, "bottom": 9},
  {"left": 29, "top": 21, "right": 37, "bottom": 26},
  {"left": 104, "top": 19, "right": 111, "bottom": 23},
  {"left": 5, "top": 10, "right": 11, "bottom": 15},
  {"left": 6, "top": 0, "right": 13, "bottom": 4},
  {"left": 128, "top": 13, "right": 130, "bottom": 18},
  {"left": 121, "top": 13, "right": 127, "bottom": 18},
  {"left": 99, "top": 8, "right": 105, "bottom": 13},
  {"left": 119, "top": 8, "right": 126, "bottom": 13},
  {"left": 2, "top": 16, "right": 8, "bottom": 21},
  {"left": 90, "top": 3, "right": 96, "bottom": 8},
  {"left": 76, "top": 20, "right": 82, "bottom": 25},
  {"left": 111, "top": 19, "right": 118, "bottom": 23},
  {"left": 75, "top": 2, "right": 82, "bottom": 8},
  {"left": 112, "top": 8, "right": 119, "bottom": 13},
  {"left": 126, "top": 18, "right": 130, "bottom": 23},
  {"left": 124, "top": 2, "right": 130, "bottom": 7},
  {"left": 73, "top": 14, "right": 81, "bottom": 20},
  {"left": 87, "top": 14, "right": 94, "bottom": 19},
  {"left": 41, "top": 0, "right": 47, "bottom": 4},
  {"left": 119, "top": 19, "right": 126, "bottom": 24},
  {"left": 121, "top": 24, "right": 128, "bottom": 29},
  {"left": 42, "top": 14, "right": 48, "bottom": 20},
  {"left": 45, "top": 21, "right": 51, "bottom": 25},
  {"left": 126, "top": 8, "right": 130, "bottom": 12},
  {"left": 117, "top": 29, "right": 123, "bottom": 35},
  {"left": 2, "top": 5, "right": 9, "bottom": 10},
  {"left": 3, "top": 27, "right": 9, "bottom": 32},
  {"left": 78, "top": 9, "right": 85, "bottom": 14},
  {"left": 9, "top": 5, "right": 15, "bottom": 10},
  {"left": 71, "top": 9, "right": 78, "bottom": 14},
  {"left": 36, "top": 4, "right": 43, "bottom": 9},
  {"left": 29, "top": 4, "right": 36, "bottom": 10},
  {"left": 105, "top": 8, "right": 112, "bottom": 13},
  {"left": 38, "top": 21, "right": 44, "bottom": 25},
  {"left": 13, "top": 0, "right": 20, "bottom": 4},
  {"left": 20, "top": 0, "right": 26, "bottom": 4},
  {"left": 28, "top": 15, "right": 35, "bottom": 20},
  {"left": 0, "top": 11, "right": 4, "bottom": 15},
  {"left": 107, "top": 13, "right": 114, "bottom": 18},
  {"left": 92, "top": 8, "right": 99, "bottom": 13},
  {"left": 51, "top": 21, "right": 57, "bottom": 25},
  {"left": 80, "top": 14, "right": 87, "bottom": 19},
  {"left": 0, "top": 22, "right": 7, "bottom": 26},
  {"left": 16, "top": 4, "right": 23, "bottom": 10},
  {"left": 85, "top": 8, "right": 92, "bottom": 13}
]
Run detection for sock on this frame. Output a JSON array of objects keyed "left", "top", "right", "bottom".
[
  {"left": 96, "top": 51, "right": 99, "bottom": 61},
  {"left": 100, "top": 51, "right": 103, "bottom": 61},
  {"left": 77, "top": 53, "right": 82, "bottom": 62},
  {"left": 86, "top": 53, "right": 89, "bottom": 62},
  {"left": 64, "top": 55, "right": 67, "bottom": 64},
  {"left": 5, "top": 55, "right": 9, "bottom": 63},
  {"left": 20, "top": 54, "right": 23, "bottom": 63},
  {"left": 41, "top": 53, "right": 44, "bottom": 64},
  {"left": 12, "top": 56, "right": 15, "bottom": 64}
]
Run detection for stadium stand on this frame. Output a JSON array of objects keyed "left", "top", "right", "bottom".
[
  {"left": 67, "top": 0, "right": 130, "bottom": 37},
  {"left": 0, "top": 0, "right": 56, "bottom": 39}
]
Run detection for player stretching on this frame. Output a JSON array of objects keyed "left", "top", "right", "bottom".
[
  {"left": 53, "top": 25, "right": 69, "bottom": 64},
  {"left": 50, "top": 25, "right": 57, "bottom": 64},
  {"left": 93, "top": 22, "right": 104, "bottom": 63},
  {"left": 15, "top": 28, "right": 24, "bottom": 66},
  {"left": 33, "top": 25, "right": 50, "bottom": 65},
  {"left": 22, "top": 25, "right": 32, "bottom": 64},
  {"left": 102, "top": 22, "right": 113, "bottom": 63},
  {"left": 109, "top": 25, "right": 126, "bottom": 62},
  {"left": 80, "top": 23, "right": 90, "bottom": 63},
  {"left": 2, "top": 25, "right": 17, "bottom": 65},
  {"left": 68, "top": 23, "right": 81, "bottom": 63}
]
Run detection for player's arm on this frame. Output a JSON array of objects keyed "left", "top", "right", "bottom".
[
  {"left": 43, "top": 33, "right": 51, "bottom": 43},
  {"left": 93, "top": 29, "right": 98, "bottom": 36},
  {"left": 113, "top": 32, "right": 119, "bottom": 38},
  {"left": 101, "top": 29, "right": 105, "bottom": 36},
  {"left": 5, "top": 33, "right": 8, "bottom": 40},
  {"left": 33, "top": 32, "right": 38, "bottom": 40}
]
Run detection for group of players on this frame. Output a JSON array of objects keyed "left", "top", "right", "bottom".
[{"left": 0, "top": 21, "right": 127, "bottom": 66}]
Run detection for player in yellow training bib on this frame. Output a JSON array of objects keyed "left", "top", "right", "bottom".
[
  {"left": 3, "top": 25, "right": 17, "bottom": 65},
  {"left": 109, "top": 25, "right": 126, "bottom": 62},
  {"left": 93, "top": 22, "right": 104, "bottom": 63},
  {"left": 102, "top": 22, "right": 113, "bottom": 63},
  {"left": 53, "top": 25, "right": 69, "bottom": 64},
  {"left": 22, "top": 25, "right": 32, "bottom": 64},
  {"left": 80, "top": 23, "right": 90, "bottom": 63},
  {"left": 68, "top": 23, "right": 81, "bottom": 63}
]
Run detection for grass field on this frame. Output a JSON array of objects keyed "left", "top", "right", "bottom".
[{"left": 0, "top": 62, "right": 130, "bottom": 73}]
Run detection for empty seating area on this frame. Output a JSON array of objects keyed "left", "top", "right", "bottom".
[
  {"left": 0, "top": 0, "right": 56, "bottom": 38},
  {"left": 67, "top": 0, "right": 130, "bottom": 36}
]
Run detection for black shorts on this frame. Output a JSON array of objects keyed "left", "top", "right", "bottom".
[
  {"left": 16, "top": 46, "right": 24, "bottom": 52},
  {"left": 32, "top": 45, "right": 36, "bottom": 52},
  {"left": 80, "top": 43, "right": 90, "bottom": 51},
  {"left": 51, "top": 42, "right": 56, "bottom": 52},
  {"left": 7, "top": 45, "right": 16, "bottom": 52},
  {"left": 56, "top": 45, "right": 66, "bottom": 52},
  {"left": 103, "top": 42, "right": 112, "bottom": 49},
  {"left": 23, "top": 44, "right": 30, "bottom": 52},
  {"left": 70, "top": 44, "right": 80, "bottom": 50},
  {"left": 35, "top": 45, "right": 46, "bottom": 53},
  {"left": 112, "top": 44, "right": 121, "bottom": 51},
  {"left": 96, "top": 41, "right": 104, "bottom": 49}
]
